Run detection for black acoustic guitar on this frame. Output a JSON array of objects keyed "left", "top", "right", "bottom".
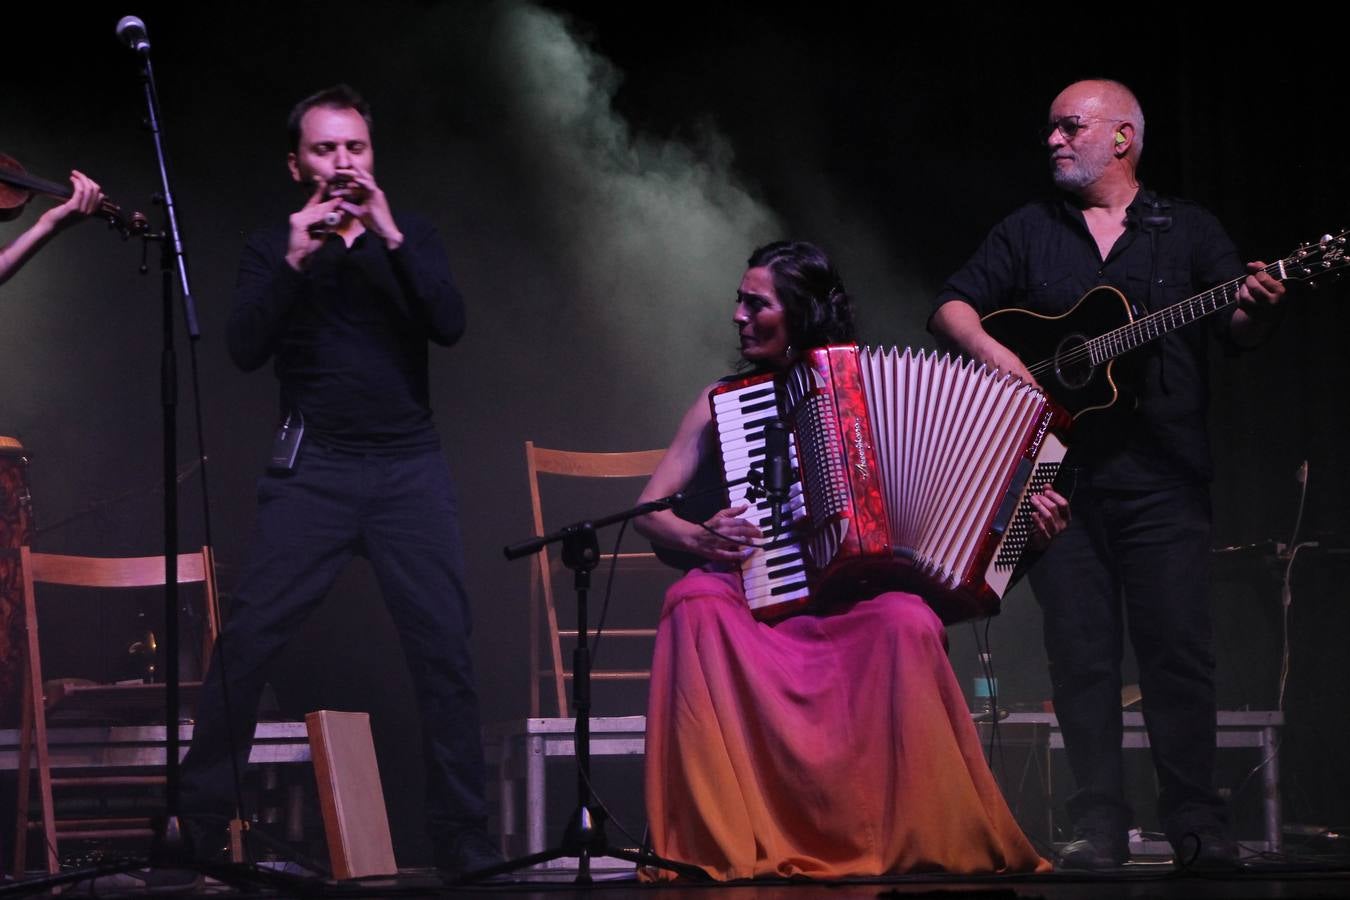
[{"left": 980, "top": 230, "right": 1348, "bottom": 420}]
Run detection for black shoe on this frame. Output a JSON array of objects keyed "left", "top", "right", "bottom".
[
  {"left": 436, "top": 829, "right": 506, "bottom": 882},
  {"left": 1172, "top": 830, "right": 1241, "bottom": 870},
  {"left": 1058, "top": 836, "right": 1129, "bottom": 870}
]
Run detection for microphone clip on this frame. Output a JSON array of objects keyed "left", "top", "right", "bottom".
[
  {"left": 1142, "top": 199, "right": 1173, "bottom": 233},
  {"left": 743, "top": 469, "right": 768, "bottom": 503}
]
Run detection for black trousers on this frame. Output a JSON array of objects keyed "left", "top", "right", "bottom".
[
  {"left": 180, "top": 441, "right": 487, "bottom": 839},
  {"left": 1029, "top": 480, "right": 1224, "bottom": 845}
]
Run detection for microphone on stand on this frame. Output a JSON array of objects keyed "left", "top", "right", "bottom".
[
  {"left": 764, "top": 420, "right": 791, "bottom": 534},
  {"left": 115, "top": 15, "right": 151, "bottom": 54}
]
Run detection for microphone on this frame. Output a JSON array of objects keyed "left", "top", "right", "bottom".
[
  {"left": 764, "top": 420, "right": 791, "bottom": 532},
  {"left": 116, "top": 15, "right": 151, "bottom": 53}
]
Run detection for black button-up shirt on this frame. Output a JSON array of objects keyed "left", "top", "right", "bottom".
[
  {"left": 933, "top": 188, "right": 1243, "bottom": 489},
  {"left": 228, "top": 213, "right": 466, "bottom": 455}
]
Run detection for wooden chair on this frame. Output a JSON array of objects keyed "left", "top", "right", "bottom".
[
  {"left": 524, "top": 442, "right": 668, "bottom": 717},
  {"left": 13, "top": 545, "right": 221, "bottom": 874}
]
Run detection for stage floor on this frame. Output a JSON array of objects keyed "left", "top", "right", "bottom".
[{"left": 19, "top": 860, "right": 1350, "bottom": 899}]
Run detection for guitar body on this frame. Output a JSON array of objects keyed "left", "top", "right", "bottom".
[
  {"left": 973, "top": 230, "right": 1346, "bottom": 423},
  {"left": 981, "top": 285, "right": 1136, "bottom": 420}
]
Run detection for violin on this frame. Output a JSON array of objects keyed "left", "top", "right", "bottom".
[{"left": 0, "top": 152, "right": 148, "bottom": 238}]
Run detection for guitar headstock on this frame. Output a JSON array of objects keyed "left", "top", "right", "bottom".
[{"left": 1283, "top": 230, "right": 1348, "bottom": 287}]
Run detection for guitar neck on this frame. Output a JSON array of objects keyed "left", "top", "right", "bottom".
[{"left": 1088, "top": 260, "right": 1285, "bottom": 364}]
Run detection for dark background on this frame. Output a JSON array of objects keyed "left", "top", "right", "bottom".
[{"left": 3, "top": 1, "right": 1347, "bottom": 863}]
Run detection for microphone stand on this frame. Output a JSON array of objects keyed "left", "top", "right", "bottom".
[
  {"left": 136, "top": 35, "right": 200, "bottom": 861},
  {"left": 0, "top": 25, "right": 310, "bottom": 897},
  {"left": 130, "top": 31, "right": 283, "bottom": 889},
  {"left": 472, "top": 478, "right": 761, "bottom": 884}
]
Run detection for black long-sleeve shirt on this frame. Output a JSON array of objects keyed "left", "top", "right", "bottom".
[
  {"left": 229, "top": 213, "right": 465, "bottom": 454},
  {"left": 932, "top": 188, "right": 1243, "bottom": 489}
]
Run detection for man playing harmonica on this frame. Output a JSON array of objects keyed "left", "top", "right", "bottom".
[{"left": 179, "top": 84, "right": 500, "bottom": 878}]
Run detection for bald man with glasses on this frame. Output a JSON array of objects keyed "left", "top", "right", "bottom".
[{"left": 930, "top": 79, "right": 1283, "bottom": 871}]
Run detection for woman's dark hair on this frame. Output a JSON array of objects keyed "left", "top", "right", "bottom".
[{"left": 746, "top": 240, "right": 856, "bottom": 350}]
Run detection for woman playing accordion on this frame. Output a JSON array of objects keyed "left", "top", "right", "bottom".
[{"left": 634, "top": 240, "right": 1068, "bottom": 879}]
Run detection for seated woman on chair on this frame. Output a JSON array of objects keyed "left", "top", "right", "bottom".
[{"left": 634, "top": 240, "right": 1066, "bottom": 880}]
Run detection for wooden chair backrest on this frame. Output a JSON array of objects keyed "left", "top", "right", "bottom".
[
  {"left": 524, "top": 442, "right": 666, "bottom": 717},
  {"left": 14, "top": 545, "right": 222, "bottom": 874}
]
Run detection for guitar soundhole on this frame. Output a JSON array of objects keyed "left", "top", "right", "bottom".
[{"left": 1052, "top": 333, "right": 1095, "bottom": 390}]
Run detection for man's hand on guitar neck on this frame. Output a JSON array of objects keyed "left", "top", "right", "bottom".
[
  {"left": 1231, "top": 260, "right": 1287, "bottom": 346},
  {"left": 931, "top": 299, "right": 1040, "bottom": 388}
]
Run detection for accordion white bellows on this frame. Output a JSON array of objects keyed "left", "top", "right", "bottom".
[{"left": 712, "top": 345, "right": 1070, "bottom": 623}]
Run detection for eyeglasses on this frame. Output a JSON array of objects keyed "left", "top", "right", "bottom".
[{"left": 1040, "top": 115, "right": 1109, "bottom": 143}]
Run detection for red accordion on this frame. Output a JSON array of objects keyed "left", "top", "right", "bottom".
[{"left": 710, "top": 345, "right": 1070, "bottom": 624}]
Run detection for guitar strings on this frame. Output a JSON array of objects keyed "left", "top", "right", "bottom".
[
  {"left": 1023, "top": 263, "right": 1276, "bottom": 380},
  {"left": 1010, "top": 226, "right": 1345, "bottom": 387}
]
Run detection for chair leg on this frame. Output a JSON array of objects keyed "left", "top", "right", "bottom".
[
  {"left": 16, "top": 657, "right": 58, "bottom": 874},
  {"left": 19, "top": 548, "right": 58, "bottom": 875},
  {"left": 13, "top": 667, "right": 32, "bottom": 875},
  {"left": 33, "top": 679, "right": 58, "bottom": 875}
]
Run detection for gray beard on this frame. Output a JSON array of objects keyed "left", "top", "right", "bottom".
[{"left": 1051, "top": 145, "right": 1112, "bottom": 191}]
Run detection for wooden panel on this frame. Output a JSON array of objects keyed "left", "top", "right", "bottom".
[
  {"left": 305, "top": 710, "right": 397, "bottom": 879},
  {"left": 28, "top": 552, "right": 205, "bottom": 588},
  {"left": 528, "top": 445, "right": 666, "bottom": 479}
]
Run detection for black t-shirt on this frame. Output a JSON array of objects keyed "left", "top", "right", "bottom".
[
  {"left": 933, "top": 188, "right": 1244, "bottom": 489},
  {"left": 228, "top": 213, "right": 466, "bottom": 455}
]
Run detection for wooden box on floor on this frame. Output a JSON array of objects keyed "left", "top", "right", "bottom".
[{"left": 305, "top": 709, "right": 397, "bottom": 879}]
